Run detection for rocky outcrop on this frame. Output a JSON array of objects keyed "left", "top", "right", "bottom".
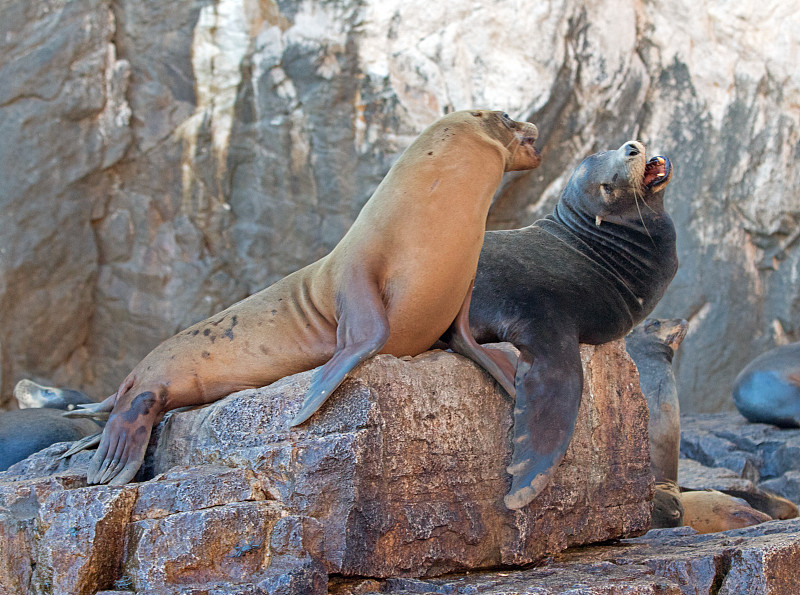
[
  {"left": 679, "top": 412, "right": 800, "bottom": 504},
  {"left": 1, "top": 0, "right": 799, "bottom": 414},
  {"left": 0, "top": 341, "right": 651, "bottom": 593},
  {"left": 334, "top": 520, "right": 800, "bottom": 594}
]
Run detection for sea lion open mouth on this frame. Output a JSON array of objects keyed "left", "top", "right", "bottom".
[{"left": 643, "top": 156, "right": 672, "bottom": 191}]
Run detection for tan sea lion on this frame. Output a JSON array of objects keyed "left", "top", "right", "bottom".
[
  {"left": 680, "top": 489, "right": 773, "bottom": 534},
  {"left": 66, "top": 110, "right": 541, "bottom": 485}
]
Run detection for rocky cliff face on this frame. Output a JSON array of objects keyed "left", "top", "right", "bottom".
[{"left": 1, "top": 0, "right": 799, "bottom": 412}]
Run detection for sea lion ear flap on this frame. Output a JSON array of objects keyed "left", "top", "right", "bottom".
[{"left": 504, "top": 343, "right": 583, "bottom": 510}]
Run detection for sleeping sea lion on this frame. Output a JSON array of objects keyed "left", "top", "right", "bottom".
[
  {"left": 444, "top": 141, "right": 677, "bottom": 509},
  {"left": 680, "top": 489, "right": 772, "bottom": 534},
  {"left": 651, "top": 479, "right": 684, "bottom": 529},
  {"left": 714, "top": 488, "right": 798, "bottom": 520},
  {"left": 733, "top": 341, "right": 800, "bottom": 427},
  {"left": 625, "top": 318, "right": 689, "bottom": 483},
  {"left": 14, "top": 379, "right": 94, "bottom": 410},
  {"left": 66, "top": 109, "right": 541, "bottom": 485},
  {"left": 0, "top": 408, "right": 101, "bottom": 471}
]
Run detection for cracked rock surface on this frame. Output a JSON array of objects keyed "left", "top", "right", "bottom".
[
  {"left": 679, "top": 412, "right": 800, "bottom": 504},
  {"left": 2, "top": 0, "right": 799, "bottom": 416},
  {"left": 337, "top": 521, "right": 800, "bottom": 595},
  {"left": 0, "top": 342, "right": 651, "bottom": 594}
]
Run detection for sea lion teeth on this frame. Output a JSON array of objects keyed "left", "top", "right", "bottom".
[
  {"left": 657, "top": 172, "right": 665, "bottom": 177},
  {"left": 595, "top": 215, "right": 603, "bottom": 226},
  {"left": 657, "top": 157, "right": 665, "bottom": 165}
]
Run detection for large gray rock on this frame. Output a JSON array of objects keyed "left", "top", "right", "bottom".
[
  {"left": 679, "top": 412, "right": 800, "bottom": 504},
  {"left": 0, "top": 342, "right": 651, "bottom": 593},
  {"left": 1, "top": 0, "right": 798, "bottom": 415},
  {"left": 333, "top": 520, "right": 800, "bottom": 595}
]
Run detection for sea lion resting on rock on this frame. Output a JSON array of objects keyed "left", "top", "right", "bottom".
[
  {"left": 0, "top": 408, "right": 102, "bottom": 471},
  {"left": 626, "top": 318, "right": 689, "bottom": 483},
  {"left": 733, "top": 341, "right": 800, "bottom": 427},
  {"left": 444, "top": 141, "right": 678, "bottom": 509},
  {"left": 14, "top": 379, "right": 95, "bottom": 411},
  {"left": 65, "top": 110, "right": 541, "bottom": 485},
  {"left": 651, "top": 479, "right": 684, "bottom": 529},
  {"left": 680, "top": 489, "right": 772, "bottom": 534},
  {"left": 0, "top": 380, "right": 101, "bottom": 472}
]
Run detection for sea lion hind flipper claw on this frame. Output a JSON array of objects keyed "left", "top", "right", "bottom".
[
  {"left": 59, "top": 432, "right": 103, "bottom": 459},
  {"left": 290, "top": 280, "right": 390, "bottom": 427},
  {"left": 504, "top": 343, "right": 583, "bottom": 510}
]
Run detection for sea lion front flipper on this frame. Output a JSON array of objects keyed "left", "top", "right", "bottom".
[
  {"left": 290, "top": 277, "right": 390, "bottom": 427},
  {"left": 505, "top": 341, "right": 583, "bottom": 510},
  {"left": 446, "top": 279, "right": 517, "bottom": 397}
]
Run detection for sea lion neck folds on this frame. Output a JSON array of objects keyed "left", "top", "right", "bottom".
[
  {"left": 67, "top": 109, "right": 542, "bottom": 486},
  {"left": 444, "top": 141, "right": 678, "bottom": 509},
  {"left": 544, "top": 141, "right": 678, "bottom": 328}
]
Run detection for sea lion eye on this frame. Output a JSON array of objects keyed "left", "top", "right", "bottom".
[
  {"left": 601, "top": 184, "right": 614, "bottom": 196},
  {"left": 503, "top": 113, "right": 510, "bottom": 120}
]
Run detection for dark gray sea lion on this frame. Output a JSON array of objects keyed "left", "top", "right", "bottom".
[
  {"left": 444, "top": 141, "right": 677, "bottom": 509},
  {"left": 733, "top": 341, "right": 800, "bottom": 427},
  {"left": 64, "top": 110, "right": 541, "bottom": 486},
  {"left": 14, "top": 379, "right": 94, "bottom": 410},
  {"left": 0, "top": 408, "right": 101, "bottom": 471},
  {"left": 625, "top": 318, "right": 688, "bottom": 483},
  {"left": 652, "top": 479, "right": 684, "bottom": 528}
]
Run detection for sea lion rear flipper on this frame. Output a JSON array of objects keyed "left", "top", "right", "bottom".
[
  {"left": 290, "top": 278, "right": 390, "bottom": 426},
  {"left": 59, "top": 432, "right": 103, "bottom": 459},
  {"left": 446, "top": 279, "right": 517, "bottom": 397},
  {"left": 505, "top": 341, "right": 583, "bottom": 509},
  {"left": 62, "top": 393, "right": 115, "bottom": 421}
]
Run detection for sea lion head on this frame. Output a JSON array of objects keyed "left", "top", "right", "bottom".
[
  {"left": 632, "top": 318, "right": 689, "bottom": 352},
  {"left": 564, "top": 140, "right": 673, "bottom": 226},
  {"left": 448, "top": 109, "right": 541, "bottom": 172}
]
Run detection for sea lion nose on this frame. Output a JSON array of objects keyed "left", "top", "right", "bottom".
[{"left": 624, "top": 142, "right": 641, "bottom": 157}]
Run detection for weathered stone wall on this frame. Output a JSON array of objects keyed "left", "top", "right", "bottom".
[{"left": 1, "top": 0, "right": 799, "bottom": 412}]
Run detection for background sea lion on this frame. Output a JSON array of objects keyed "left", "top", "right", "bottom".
[
  {"left": 444, "top": 141, "right": 677, "bottom": 509},
  {"left": 66, "top": 110, "right": 541, "bottom": 486},
  {"left": 0, "top": 408, "right": 101, "bottom": 471},
  {"left": 14, "top": 379, "right": 94, "bottom": 411},
  {"left": 733, "top": 341, "right": 800, "bottom": 427},
  {"left": 679, "top": 489, "right": 772, "bottom": 534},
  {"left": 712, "top": 488, "right": 798, "bottom": 520},
  {"left": 625, "top": 318, "right": 689, "bottom": 483},
  {"left": 652, "top": 479, "right": 684, "bottom": 529}
]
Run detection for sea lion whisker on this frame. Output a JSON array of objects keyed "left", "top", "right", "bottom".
[{"left": 632, "top": 186, "right": 657, "bottom": 248}]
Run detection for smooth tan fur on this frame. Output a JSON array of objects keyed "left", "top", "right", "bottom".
[
  {"left": 78, "top": 110, "right": 540, "bottom": 485},
  {"left": 681, "top": 490, "right": 772, "bottom": 534}
]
